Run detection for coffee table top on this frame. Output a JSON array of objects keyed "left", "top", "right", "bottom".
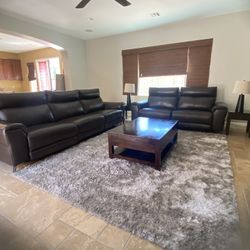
[{"left": 109, "top": 117, "right": 178, "bottom": 140}]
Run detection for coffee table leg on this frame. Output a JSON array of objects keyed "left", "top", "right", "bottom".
[
  {"left": 155, "top": 151, "right": 161, "bottom": 171},
  {"left": 109, "top": 143, "right": 114, "bottom": 158}
]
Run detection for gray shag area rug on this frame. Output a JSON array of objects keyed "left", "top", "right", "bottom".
[{"left": 15, "top": 131, "right": 240, "bottom": 250}]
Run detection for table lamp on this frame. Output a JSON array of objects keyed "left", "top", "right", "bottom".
[
  {"left": 124, "top": 83, "right": 135, "bottom": 109},
  {"left": 233, "top": 80, "right": 250, "bottom": 113}
]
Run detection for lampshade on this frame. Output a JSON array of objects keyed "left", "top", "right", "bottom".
[
  {"left": 124, "top": 83, "right": 135, "bottom": 94},
  {"left": 233, "top": 80, "right": 250, "bottom": 94}
]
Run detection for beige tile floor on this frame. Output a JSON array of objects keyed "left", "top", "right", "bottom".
[{"left": 0, "top": 123, "right": 249, "bottom": 250}]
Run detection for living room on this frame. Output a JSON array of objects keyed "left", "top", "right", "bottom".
[{"left": 0, "top": 0, "right": 250, "bottom": 250}]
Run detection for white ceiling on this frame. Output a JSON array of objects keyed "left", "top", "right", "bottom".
[
  {"left": 0, "top": 32, "right": 47, "bottom": 53},
  {"left": 0, "top": 0, "right": 250, "bottom": 40}
]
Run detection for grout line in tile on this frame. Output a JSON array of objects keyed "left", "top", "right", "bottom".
[{"left": 121, "top": 233, "right": 132, "bottom": 250}]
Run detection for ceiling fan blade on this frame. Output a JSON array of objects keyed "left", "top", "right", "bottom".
[
  {"left": 75, "top": 0, "right": 92, "bottom": 8},
  {"left": 114, "top": 0, "right": 131, "bottom": 7}
]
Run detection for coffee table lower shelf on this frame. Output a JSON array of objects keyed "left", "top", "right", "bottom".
[{"left": 109, "top": 136, "right": 176, "bottom": 170}]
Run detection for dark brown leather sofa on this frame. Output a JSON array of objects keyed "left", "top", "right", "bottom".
[
  {"left": 0, "top": 89, "right": 123, "bottom": 171},
  {"left": 132, "top": 87, "right": 227, "bottom": 132}
]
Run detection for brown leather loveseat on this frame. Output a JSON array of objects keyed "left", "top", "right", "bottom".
[
  {"left": 132, "top": 87, "right": 227, "bottom": 132},
  {"left": 0, "top": 89, "right": 123, "bottom": 171}
]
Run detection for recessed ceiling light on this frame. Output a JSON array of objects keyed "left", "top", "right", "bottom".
[
  {"left": 150, "top": 12, "right": 160, "bottom": 17},
  {"left": 85, "top": 29, "right": 93, "bottom": 32}
]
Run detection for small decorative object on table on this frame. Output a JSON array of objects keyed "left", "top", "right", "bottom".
[{"left": 233, "top": 80, "right": 250, "bottom": 113}]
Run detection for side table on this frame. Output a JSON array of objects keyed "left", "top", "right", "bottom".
[{"left": 225, "top": 112, "right": 250, "bottom": 137}]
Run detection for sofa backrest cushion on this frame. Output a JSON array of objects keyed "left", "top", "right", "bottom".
[
  {"left": 178, "top": 87, "right": 217, "bottom": 111},
  {"left": 0, "top": 92, "right": 54, "bottom": 126},
  {"left": 148, "top": 88, "right": 179, "bottom": 109},
  {"left": 47, "top": 90, "right": 84, "bottom": 121},
  {"left": 79, "top": 89, "right": 104, "bottom": 113}
]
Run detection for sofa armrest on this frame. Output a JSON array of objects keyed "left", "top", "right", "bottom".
[
  {"left": 0, "top": 122, "right": 29, "bottom": 171},
  {"left": 104, "top": 102, "right": 125, "bottom": 110},
  {"left": 131, "top": 100, "right": 148, "bottom": 120},
  {"left": 212, "top": 102, "right": 228, "bottom": 112},
  {"left": 211, "top": 102, "right": 228, "bottom": 132}
]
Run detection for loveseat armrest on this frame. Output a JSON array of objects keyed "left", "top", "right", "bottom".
[
  {"left": 0, "top": 122, "right": 29, "bottom": 171},
  {"left": 131, "top": 100, "right": 148, "bottom": 120},
  {"left": 211, "top": 102, "right": 228, "bottom": 132},
  {"left": 104, "top": 102, "right": 125, "bottom": 110}
]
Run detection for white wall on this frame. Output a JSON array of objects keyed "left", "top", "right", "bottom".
[
  {"left": 0, "top": 12, "right": 87, "bottom": 90},
  {"left": 85, "top": 11, "right": 250, "bottom": 111}
]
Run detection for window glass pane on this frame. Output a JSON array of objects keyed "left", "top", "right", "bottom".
[{"left": 138, "top": 75, "right": 187, "bottom": 96}]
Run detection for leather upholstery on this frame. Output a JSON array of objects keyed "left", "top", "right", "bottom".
[
  {"left": 0, "top": 122, "right": 29, "bottom": 169},
  {"left": 30, "top": 137, "right": 78, "bottom": 161},
  {"left": 178, "top": 87, "right": 216, "bottom": 111},
  {"left": 0, "top": 89, "right": 123, "bottom": 169},
  {"left": 0, "top": 92, "right": 54, "bottom": 126},
  {"left": 0, "top": 105, "right": 54, "bottom": 126},
  {"left": 93, "top": 109, "right": 123, "bottom": 129},
  {"left": 180, "top": 87, "right": 217, "bottom": 97},
  {"left": 0, "top": 92, "right": 47, "bottom": 108},
  {"left": 132, "top": 87, "right": 227, "bottom": 133},
  {"left": 178, "top": 97, "right": 215, "bottom": 111},
  {"left": 79, "top": 89, "right": 104, "bottom": 113},
  {"left": 47, "top": 91, "right": 84, "bottom": 120},
  {"left": 28, "top": 123, "right": 78, "bottom": 151},
  {"left": 172, "top": 110, "right": 212, "bottom": 125},
  {"left": 139, "top": 108, "right": 171, "bottom": 119},
  {"left": 148, "top": 87, "right": 179, "bottom": 109},
  {"left": 62, "top": 114, "right": 104, "bottom": 134}
]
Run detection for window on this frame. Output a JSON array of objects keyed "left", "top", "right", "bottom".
[
  {"left": 122, "top": 39, "right": 213, "bottom": 95},
  {"left": 138, "top": 75, "right": 187, "bottom": 96}
]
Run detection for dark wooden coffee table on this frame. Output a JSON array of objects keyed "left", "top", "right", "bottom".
[{"left": 108, "top": 117, "right": 178, "bottom": 170}]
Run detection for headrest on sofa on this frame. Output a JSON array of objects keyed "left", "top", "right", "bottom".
[
  {"left": 149, "top": 88, "right": 179, "bottom": 97},
  {"left": 79, "top": 89, "right": 100, "bottom": 99},
  {"left": 0, "top": 92, "right": 46, "bottom": 109},
  {"left": 47, "top": 90, "right": 79, "bottom": 103},
  {"left": 180, "top": 87, "right": 217, "bottom": 97}
]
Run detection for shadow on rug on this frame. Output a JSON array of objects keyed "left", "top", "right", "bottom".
[{"left": 15, "top": 131, "right": 241, "bottom": 250}]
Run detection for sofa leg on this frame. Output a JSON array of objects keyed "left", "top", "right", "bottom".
[{"left": 13, "top": 166, "right": 16, "bottom": 172}]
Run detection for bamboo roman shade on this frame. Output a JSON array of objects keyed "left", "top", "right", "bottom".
[
  {"left": 186, "top": 45, "right": 212, "bottom": 87},
  {"left": 139, "top": 48, "right": 188, "bottom": 77},
  {"left": 122, "top": 54, "right": 138, "bottom": 94},
  {"left": 122, "top": 39, "right": 213, "bottom": 94}
]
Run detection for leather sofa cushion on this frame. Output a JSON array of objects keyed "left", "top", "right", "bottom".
[
  {"left": 178, "top": 97, "right": 215, "bottom": 111},
  {"left": 79, "top": 89, "right": 100, "bottom": 99},
  {"left": 79, "top": 89, "right": 104, "bottom": 113},
  {"left": 93, "top": 109, "right": 122, "bottom": 123},
  {"left": 0, "top": 105, "right": 54, "bottom": 126},
  {"left": 172, "top": 110, "right": 212, "bottom": 124},
  {"left": 28, "top": 123, "right": 78, "bottom": 151},
  {"left": 148, "top": 96, "right": 177, "bottom": 109},
  {"left": 0, "top": 92, "right": 46, "bottom": 109},
  {"left": 47, "top": 90, "right": 80, "bottom": 102},
  {"left": 149, "top": 87, "right": 179, "bottom": 97},
  {"left": 80, "top": 98, "right": 104, "bottom": 113},
  {"left": 139, "top": 108, "right": 172, "bottom": 119},
  {"left": 49, "top": 102, "right": 84, "bottom": 121},
  {"left": 180, "top": 87, "right": 217, "bottom": 97},
  {"left": 47, "top": 90, "right": 84, "bottom": 121},
  {"left": 62, "top": 114, "right": 105, "bottom": 134}
]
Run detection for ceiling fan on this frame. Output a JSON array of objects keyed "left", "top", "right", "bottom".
[{"left": 76, "top": 0, "right": 131, "bottom": 8}]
